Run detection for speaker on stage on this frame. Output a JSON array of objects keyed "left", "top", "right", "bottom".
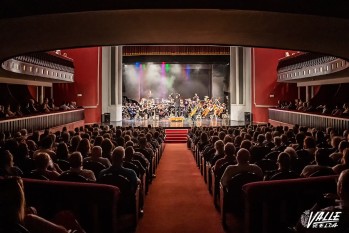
[
  {"left": 102, "top": 113, "right": 110, "bottom": 123},
  {"left": 244, "top": 112, "right": 252, "bottom": 125}
]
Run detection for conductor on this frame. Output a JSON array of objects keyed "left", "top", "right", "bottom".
[{"left": 171, "top": 92, "right": 181, "bottom": 117}]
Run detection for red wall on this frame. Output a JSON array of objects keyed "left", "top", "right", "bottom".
[
  {"left": 252, "top": 48, "right": 298, "bottom": 123},
  {"left": 53, "top": 47, "right": 101, "bottom": 124}
]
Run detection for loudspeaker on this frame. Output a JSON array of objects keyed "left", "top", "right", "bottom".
[
  {"left": 244, "top": 112, "right": 252, "bottom": 125},
  {"left": 102, "top": 113, "right": 110, "bottom": 123}
]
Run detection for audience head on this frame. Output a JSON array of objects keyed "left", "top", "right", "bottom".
[
  {"left": 111, "top": 146, "right": 125, "bottom": 167},
  {"left": 34, "top": 152, "right": 51, "bottom": 170},
  {"left": 284, "top": 147, "right": 297, "bottom": 159},
  {"left": 342, "top": 148, "right": 349, "bottom": 165},
  {"left": 257, "top": 134, "right": 265, "bottom": 144},
  {"left": 41, "top": 136, "right": 53, "bottom": 149},
  {"left": 277, "top": 152, "right": 291, "bottom": 171},
  {"left": 0, "top": 150, "right": 14, "bottom": 169},
  {"left": 240, "top": 140, "right": 252, "bottom": 150},
  {"left": 315, "top": 149, "right": 330, "bottom": 166},
  {"left": 303, "top": 136, "right": 316, "bottom": 149},
  {"left": 69, "top": 152, "right": 83, "bottom": 169},
  {"left": 236, "top": 148, "right": 250, "bottom": 164},
  {"left": 56, "top": 142, "right": 69, "bottom": 160},
  {"left": 70, "top": 135, "right": 82, "bottom": 152},
  {"left": 91, "top": 146, "right": 102, "bottom": 158},
  {"left": 0, "top": 177, "right": 26, "bottom": 226},
  {"left": 224, "top": 142, "right": 236, "bottom": 158},
  {"left": 214, "top": 140, "right": 224, "bottom": 154},
  {"left": 331, "top": 136, "right": 342, "bottom": 149},
  {"left": 125, "top": 146, "right": 134, "bottom": 162},
  {"left": 337, "top": 170, "right": 349, "bottom": 201}
]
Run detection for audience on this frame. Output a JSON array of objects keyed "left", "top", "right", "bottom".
[
  {"left": 220, "top": 148, "right": 263, "bottom": 186},
  {"left": 300, "top": 149, "right": 333, "bottom": 177},
  {"left": 99, "top": 146, "right": 140, "bottom": 192},
  {"left": 83, "top": 146, "right": 111, "bottom": 168},
  {"left": 61, "top": 151, "right": 96, "bottom": 182}
]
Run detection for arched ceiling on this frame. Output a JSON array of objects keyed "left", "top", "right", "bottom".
[{"left": 0, "top": 1, "right": 349, "bottom": 63}]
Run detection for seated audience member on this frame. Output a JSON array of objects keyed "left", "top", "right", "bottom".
[
  {"left": 61, "top": 152, "right": 96, "bottom": 182},
  {"left": 331, "top": 104, "right": 343, "bottom": 116},
  {"left": 240, "top": 139, "right": 252, "bottom": 151},
  {"left": 0, "top": 149, "right": 23, "bottom": 177},
  {"left": 56, "top": 142, "right": 70, "bottom": 161},
  {"left": 32, "top": 152, "right": 60, "bottom": 180},
  {"left": 330, "top": 140, "right": 349, "bottom": 163},
  {"left": 76, "top": 138, "right": 91, "bottom": 158},
  {"left": 321, "top": 104, "right": 331, "bottom": 115},
  {"left": 301, "top": 149, "right": 333, "bottom": 177},
  {"left": 4, "top": 104, "right": 16, "bottom": 117},
  {"left": 125, "top": 141, "right": 149, "bottom": 170},
  {"left": 296, "top": 170, "right": 349, "bottom": 233},
  {"left": 15, "top": 104, "right": 23, "bottom": 117},
  {"left": 41, "top": 98, "right": 51, "bottom": 113},
  {"left": 28, "top": 99, "right": 38, "bottom": 113},
  {"left": 250, "top": 134, "right": 271, "bottom": 163},
  {"left": 33, "top": 136, "right": 56, "bottom": 160},
  {"left": 342, "top": 103, "right": 349, "bottom": 116},
  {"left": 212, "top": 142, "right": 236, "bottom": 173},
  {"left": 333, "top": 148, "right": 349, "bottom": 174},
  {"left": 0, "top": 177, "right": 85, "bottom": 233},
  {"left": 60, "top": 102, "right": 71, "bottom": 110},
  {"left": 124, "top": 146, "right": 145, "bottom": 177},
  {"left": 99, "top": 147, "right": 140, "bottom": 192},
  {"left": 210, "top": 140, "right": 225, "bottom": 166},
  {"left": 48, "top": 98, "right": 59, "bottom": 111},
  {"left": 101, "top": 138, "right": 114, "bottom": 160},
  {"left": 271, "top": 136, "right": 285, "bottom": 152},
  {"left": 83, "top": 146, "right": 111, "bottom": 168},
  {"left": 264, "top": 152, "right": 297, "bottom": 180},
  {"left": 0, "top": 105, "right": 6, "bottom": 118},
  {"left": 220, "top": 148, "right": 263, "bottom": 187}
]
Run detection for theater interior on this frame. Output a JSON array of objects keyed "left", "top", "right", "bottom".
[{"left": 1, "top": 1, "right": 349, "bottom": 233}]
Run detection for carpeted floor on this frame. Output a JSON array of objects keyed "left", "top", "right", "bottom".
[{"left": 136, "top": 143, "right": 226, "bottom": 233}]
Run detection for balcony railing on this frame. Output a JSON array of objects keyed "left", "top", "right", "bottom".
[
  {"left": 0, "top": 109, "right": 84, "bottom": 134},
  {"left": 269, "top": 108, "right": 349, "bottom": 132}
]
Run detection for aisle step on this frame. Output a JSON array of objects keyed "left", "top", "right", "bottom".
[{"left": 165, "top": 129, "right": 188, "bottom": 143}]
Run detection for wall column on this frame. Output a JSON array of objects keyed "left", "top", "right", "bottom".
[
  {"left": 101, "top": 46, "right": 123, "bottom": 122},
  {"left": 229, "top": 46, "right": 252, "bottom": 121}
]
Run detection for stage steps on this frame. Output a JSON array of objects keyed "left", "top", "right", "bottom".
[{"left": 165, "top": 129, "right": 188, "bottom": 143}]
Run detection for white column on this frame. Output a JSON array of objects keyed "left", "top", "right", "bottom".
[
  {"left": 229, "top": 47, "right": 252, "bottom": 122},
  {"left": 101, "top": 46, "right": 123, "bottom": 122},
  {"left": 116, "top": 46, "right": 123, "bottom": 121}
]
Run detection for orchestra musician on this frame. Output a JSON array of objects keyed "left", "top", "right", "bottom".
[
  {"left": 192, "top": 93, "right": 199, "bottom": 102},
  {"left": 170, "top": 92, "right": 181, "bottom": 117}
]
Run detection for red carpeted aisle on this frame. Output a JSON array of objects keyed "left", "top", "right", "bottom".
[{"left": 136, "top": 143, "right": 226, "bottom": 233}]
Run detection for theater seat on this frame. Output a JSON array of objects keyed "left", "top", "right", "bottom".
[
  {"left": 26, "top": 171, "right": 49, "bottom": 180},
  {"left": 269, "top": 171, "right": 299, "bottom": 180},
  {"left": 83, "top": 161, "right": 106, "bottom": 177},
  {"left": 98, "top": 173, "right": 140, "bottom": 227},
  {"left": 309, "top": 168, "right": 335, "bottom": 177},
  {"left": 255, "top": 159, "right": 277, "bottom": 173},
  {"left": 56, "top": 159, "right": 70, "bottom": 171},
  {"left": 220, "top": 172, "right": 261, "bottom": 227},
  {"left": 58, "top": 172, "right": 90, "bottom": 183}
]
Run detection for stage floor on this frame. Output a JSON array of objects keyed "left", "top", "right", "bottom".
[{"left": 110, "top": 118, "right": 246, "bottom": 128}]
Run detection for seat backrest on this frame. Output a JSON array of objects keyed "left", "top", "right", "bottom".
[
  {"left": 134, "top": 148, "right": 151, "bottom": 160},
  {"left": 98, "top": 173, "right": 132, "bottom": 196},
  {"left": 269, "top": 171, "right": 300, "bottom": 181},
  {"left": 227, "top": 172, "right": 261, "bottom": 193},
  {"left": 264, "top": 151, "right": 280, "bottom": 162},
  {"left": 83, "top": 161, "right": 106, "bottom": 177},
  {"left": 58, "top": 172, "right": 90, "bottom": 183},
  {"left": 309, "top": 168, "right": 335, "bottom": 177},
  {"left": 255, "top": 159, "right": 277, "bottom": 173},
  {"left": 56, "top": 159, "right": 71, "bottom": 171},
  {"left": 27, "top": 171, "right": 49, "bottom": 180}
]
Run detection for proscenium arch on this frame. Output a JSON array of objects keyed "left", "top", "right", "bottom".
[{"left": 0, "top": 9, "right": 349, "bottom": 64}]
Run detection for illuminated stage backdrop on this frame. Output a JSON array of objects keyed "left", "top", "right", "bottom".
[{"left": 122, "top": 63, "right": 229, "bottom": 102}]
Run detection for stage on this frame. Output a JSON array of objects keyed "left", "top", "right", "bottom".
[{"left": 110, "top": 118, "right": 246, "bottom": 128}]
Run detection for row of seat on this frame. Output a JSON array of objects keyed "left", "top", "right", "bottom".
[
  {"left": 189, "top": 137, "right": 338, "bottom": 232},
  {"left": 22, "top": 141, "right": 165, "bottom": 233}
]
